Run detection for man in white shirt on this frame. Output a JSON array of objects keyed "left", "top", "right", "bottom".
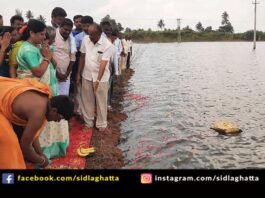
[
  {"left": 71, "top": 16, "right": 93, "bottom": 117},
  {"left": 54, "top": 18, "right": 75, "bottom": 95},
  {"left": 121, "top": 36, "right": 130, "bottom": 71},
  {"left": 51, "top": 7, "right": 77, "bottom": 55},
  {"left": 77, "top": 23, "right": 115, "bottom": 131},
  {"left": 113, "top": 31, "right": 123, "bottom": 75}
]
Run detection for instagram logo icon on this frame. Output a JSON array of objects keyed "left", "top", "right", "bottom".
[{"left": 141, "top": 173, "right": 153, "bottom": 184}]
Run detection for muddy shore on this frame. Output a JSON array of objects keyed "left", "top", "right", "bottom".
[{"left": 85, "top": 69, "right": 134, "bottom": 169}]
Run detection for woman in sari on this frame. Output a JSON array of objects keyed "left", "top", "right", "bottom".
[
  {"left": 16, "top": 19, "right": 69, "bottom": 161},
  {"left": 17, "top": 20, "right": 56, "bottom": 94}
]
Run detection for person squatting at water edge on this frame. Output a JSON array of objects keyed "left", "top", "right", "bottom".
[{"left": 0, "top": 77, "right": 74, "bottom": 169}]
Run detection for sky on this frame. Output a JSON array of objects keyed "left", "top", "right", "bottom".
[{"left": 1, "top": 0, "right": 265, "bottom": 33}]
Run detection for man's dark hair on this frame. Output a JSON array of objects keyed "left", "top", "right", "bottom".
[
  {"left": 21, "top": 19, "right": 46, "bottom": 41},
  {"left": 100, "top": 21, "right": 111, "bottom": 27},
  {"left": 100, "top": 21, "right": 112, "bottom": 35},
  {"left": 73, "top": 15, "right": 83, "bottom": 21},
  {"left": 51, "top": 7, "right": 67, "bottom": 17},
  {"left": 0, "top": 15, "right": 2, "bottom": 19},
  {"left": 50, "top": 95, "right": 74, "bottom": 120},
  {"left": 10, "top": 15, "right": 24, "bottom": 25},
  {"left": 60, "top": 18, "right": 73, "bottom": 27},
  {"left": 112, "top": 29, "right": 119, "bottom": 37},
  {"left": 81, "top": 16, "right": 93, "bottom": 24}
]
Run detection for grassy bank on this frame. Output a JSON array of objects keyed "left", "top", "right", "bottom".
[{"left": 125, "top": 30, "right": 265, "bottom": 43}]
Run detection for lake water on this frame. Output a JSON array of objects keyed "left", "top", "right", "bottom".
[{"left": 119, "top": 42, "right": 265, "bottom": 169}]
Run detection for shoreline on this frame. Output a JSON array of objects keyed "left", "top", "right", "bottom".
[{"left": 85, "top": 68, "right": 135, "bottom": 169}]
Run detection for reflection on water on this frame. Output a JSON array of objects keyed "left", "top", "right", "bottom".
[{"left": 119, "top": 42, "right": 265, "bottom": 169}]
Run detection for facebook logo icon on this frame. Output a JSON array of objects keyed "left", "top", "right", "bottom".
[{"left": 2, "top": 173, "right": 14, "bottom": 184}]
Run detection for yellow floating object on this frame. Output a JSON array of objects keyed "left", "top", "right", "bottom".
[
  {"left": 211, "top": 121, "right": 242, "bottom": 135},
  {"left": 77, "top": 146, "right": 96, "bottom": 157}
]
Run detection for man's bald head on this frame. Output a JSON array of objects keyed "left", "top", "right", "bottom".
[
  {"left": 88, "top": 23, "right": 102, "bottom": 34},
  {"left": 88, "top": 23, "right": 102, "bottom": 43}
]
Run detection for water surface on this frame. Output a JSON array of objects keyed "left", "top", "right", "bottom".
[{"left": 120, "top": 42, "right": 265, "bottom": 169}]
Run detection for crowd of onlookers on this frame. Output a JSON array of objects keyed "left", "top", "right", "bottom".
[{"left": 0, "top": 7, "right": 132, "bottom": 163}]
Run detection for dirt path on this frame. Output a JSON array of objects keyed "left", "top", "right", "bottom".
[{"left": 85, "top": 69, "right": 134, "bottom": 169}]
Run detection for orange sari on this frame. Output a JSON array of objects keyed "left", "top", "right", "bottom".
[{"left": 0, "top": 77, "right": 51, "bottom": 169}]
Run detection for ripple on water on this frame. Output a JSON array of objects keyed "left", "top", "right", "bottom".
[{"left": 121, "top": 43, "right": 265, "bottom": 169}]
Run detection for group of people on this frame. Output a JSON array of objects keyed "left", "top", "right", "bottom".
[{"left": 0, "top": 7, "right": 132, "bottom": 169}]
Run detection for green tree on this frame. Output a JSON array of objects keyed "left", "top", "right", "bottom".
[
  {"left": 117, "top": 23, "right": 124, "bottom": 31},
  {"left": 37, "top": 15, "right": 46, "bottom": 24},
  {"left": 157, "top": 19, "right": 165, "bottom": 30},
  {"left": 182, "top": 25, "right": 192, "bottom": 31},
  {"left": 242, "top": 30, "right": 265, "bottom": 41},
  {"left": 15, "top": 9, "right": 23, "bottom": 16},
  {"left": 25, "top": 10, "right": 34, "bottom": 21},
  {"left": 218, "top": 11, "right": 234, "bottom": 33},
  {"left": 125, "top": 27, "right": 132, "bottom": 32},
  {"left": 221, "top": 11, "right": 229, "bottom": 25},
  {"left": 204, "top": 26, "right": 213, "bottom": 32},
  {"left": 182, "top": 25, "right": 194, "bottom": 34},
  {"left": 196, "top": 22, "right": 204, "bottom": 32}
]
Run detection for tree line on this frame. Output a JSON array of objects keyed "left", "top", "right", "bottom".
[
  {"left": 124, "top": 11, "right": 265, "bottom": 42},
  {"left": 15, "top": 9, "right": 46, "bottom": 23},
  {"left": 12, "top": 9, "right": 264, "bottom": 42},
  {"left": 13, "top": 9, "right": 124, "bottom": 32},
  {"left": 154, "top": 11, "right": 234, "bottom": 33}
]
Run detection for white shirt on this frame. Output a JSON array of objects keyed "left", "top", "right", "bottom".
[
  {"left": 54, "top": 28, "right": 76, "bottom": 77},
  {"left": 128, "top": 39, "right": 133, "bottom": 51},
  {"left": 80, "top": 35, "right": 115, "bottom": 82},
  {"left": 122, "top": 39, "right": 130, "bottom": 54},
  {"left": 114, "top": 38, "right": 122, "bottom": 56}
]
